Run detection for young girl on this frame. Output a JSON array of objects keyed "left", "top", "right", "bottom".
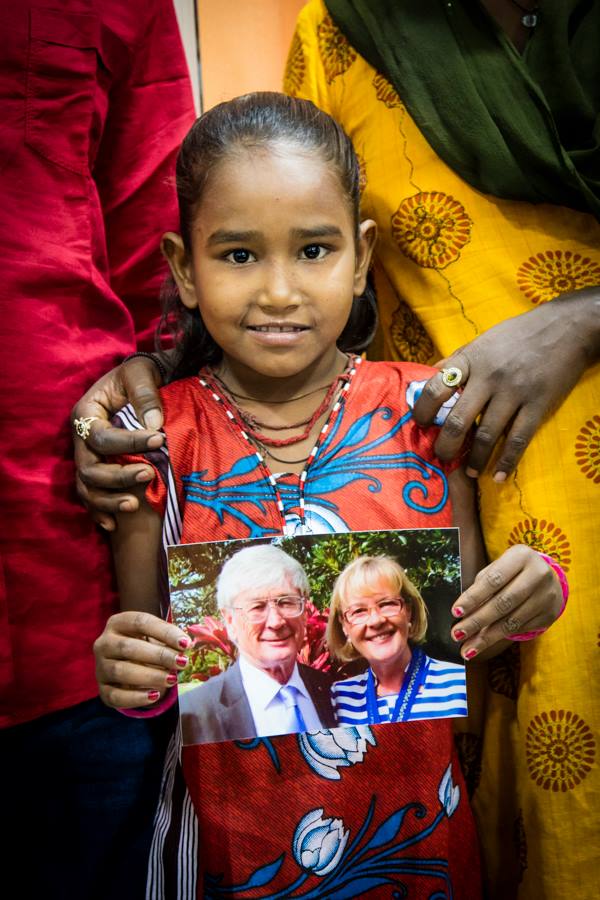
[{"left": 94, "top": 93, "right": 565, "bottom": 899}]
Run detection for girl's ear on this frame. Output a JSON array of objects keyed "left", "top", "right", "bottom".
[
  {"left": 161, "top": 232, "right": 198, "bottom": 310},
  {"left": 353, "top": 219, "right": 377, "bottom": 296}
]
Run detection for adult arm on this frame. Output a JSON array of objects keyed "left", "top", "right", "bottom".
[
  {"left": 72, "top": 355, "right": 167, "bottom": 528},
  {"left": 413, "top": 287, "right": 600, "bottom": 478},
  {"left": 94, "top": 487, "right": 189, "bottom": 708},
  {"left": 448, "top": 467, "right": 564, "bottom": 660},
  {"left": 74, "top": 0, "right": 194, "bottom": 527}
]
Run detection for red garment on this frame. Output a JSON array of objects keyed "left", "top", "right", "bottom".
[
  {"left": 118, "top": 358, "right": 481, "bottom": 899},
  {"left": 0, "top": 0, "right": 195, "bottom": 727}
]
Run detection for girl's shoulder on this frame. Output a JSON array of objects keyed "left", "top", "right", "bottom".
[
  {"left": 355, "top": 359, "right": 457, "bottom": 426},
  {"left": 159, "top": 374, "right": 211, "bottom": 428}
]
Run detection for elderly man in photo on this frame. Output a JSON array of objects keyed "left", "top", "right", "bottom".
[{"left": 179, "top": 545, "right": 336, "bottom": 744}]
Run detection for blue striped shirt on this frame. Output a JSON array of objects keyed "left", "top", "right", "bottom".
[{"left": 331, "top": 655, "right": 467, "bottom": 725}]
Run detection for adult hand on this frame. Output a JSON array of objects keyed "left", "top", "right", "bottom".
[
  {"left": 412, "top": 289, "right": 600, "bottom": 479},
  {"left": 449, "top": 545, "right": 564, "bottom": 660},
  {"left": 72, "top": 355, "right": 166, "bottom": 530},
  {"left": 94, "top": 611, "right": 190, "bottom": 709}
]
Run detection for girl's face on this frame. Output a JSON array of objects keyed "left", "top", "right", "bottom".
[{"left": 163, "top": 143, "right": 376, "bottom": 393}]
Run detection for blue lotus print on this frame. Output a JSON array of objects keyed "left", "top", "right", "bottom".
[
  {"left": 298, "top": 727, "right": 377, "bottom": 780},
  {"left": 204, "top": 764, "right": 461, "bottom": 898},
  {"left": 438, "top": 763, "right": 460, "bottom": 818},
  {"left": 293, "top": 809, "right": 349, "bottom": 876}
]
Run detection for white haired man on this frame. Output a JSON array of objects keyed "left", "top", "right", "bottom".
[{"left": 179, "top": 545, "right": 336, "bottom": 744}]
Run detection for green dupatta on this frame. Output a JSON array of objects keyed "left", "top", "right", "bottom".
[{"left": 324, "top": 0, "right": 600, "bottom": 219}]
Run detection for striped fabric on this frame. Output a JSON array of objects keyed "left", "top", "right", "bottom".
[{"left": 332, "top": 656, "right": 467, "bottom": 725}]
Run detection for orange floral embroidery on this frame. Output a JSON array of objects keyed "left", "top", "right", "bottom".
[
  {"left": 373, "top": 73, "right": 403, "bottom": 108},
  {"left": 283, "top": 31, "right": 305, "bottom": 96},
  {"left": 391, "top": 192, "right": 472, "bottom": 269},
  {"left": 526, "top": 710, "right": 595, "bottom": 792},
  {"left": 317, "top": 14, "right": 356, "bottom": 83},
  {"left": 508, "top": 518, "right": 571, "bottom": 571},
  {"left": 390, "top": 300, "right": 434, "bottom": 363},
  {"left": 488, "top": 644, "right": 520, "bottom": 701},
  {"left": 454, "top": 732, "right": 482, "bottom": 798},
  {"left": 516, "top": 250, "right": 600, "bottom": 305},
  {"left": 574, "top": 415, "right": 600, "bottom": 484}
]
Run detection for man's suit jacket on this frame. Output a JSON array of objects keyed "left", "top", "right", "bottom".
[{"left": 179, "top": 659, "right": 336, "bottom": 745}]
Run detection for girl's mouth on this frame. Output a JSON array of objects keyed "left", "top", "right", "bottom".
[{"left": 247, "top": 324, "right": 309, "bottom": 333}]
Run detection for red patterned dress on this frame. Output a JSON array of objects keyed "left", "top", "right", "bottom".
[{"left": 117, "top": 357, "right": 481, "bottom": 899}]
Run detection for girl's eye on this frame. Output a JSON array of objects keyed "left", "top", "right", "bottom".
[
  {"left": 225, "top": 248, "right": 255, "bottom": 264},
  {"left": 301, "top": 244, "right": 328, "bottom": 260}
]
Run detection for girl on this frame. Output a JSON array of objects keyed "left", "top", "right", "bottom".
[{"left": 94, "top": 93, "right": 565, "bottom": 899}]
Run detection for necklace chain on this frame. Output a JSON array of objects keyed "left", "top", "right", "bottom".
[
  {"left": 212, "top": 363, "right": 351, "bottom": 449},
  {"left": 197, "top": 357, "right": 361, "bottom": 533}
]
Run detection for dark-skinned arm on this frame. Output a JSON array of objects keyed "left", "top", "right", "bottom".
[
  {"left": 72, "top": 354, "right": 168, "bottom": 529},
  {"left": 413, "top": 287, "right": 600, "bottom": 479}
]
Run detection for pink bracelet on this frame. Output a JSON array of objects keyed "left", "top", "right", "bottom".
[
  {"left": 507, "top": 552, "right": 569, "bottom": 642},
  {"left": 118, "top": 685, "right": 178, "bottom": 718}
]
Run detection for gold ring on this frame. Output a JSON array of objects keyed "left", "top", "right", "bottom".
[
  {"left": 73, "top": 416, "right": 100, "bottom": 441},
  {"left": 440, "top": 366, "right": 464, "bottom": 389}
]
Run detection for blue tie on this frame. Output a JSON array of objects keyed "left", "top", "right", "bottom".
[{"left": 278, "top": 684, "right": 308, "bottom": 733}]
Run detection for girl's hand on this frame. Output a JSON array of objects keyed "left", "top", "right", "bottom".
[
  {"left": 94, "top": 611, "right": 190, "bottom": 709},
  {"left": 450, "top": 545, "right": 564, "bottom": 660}
]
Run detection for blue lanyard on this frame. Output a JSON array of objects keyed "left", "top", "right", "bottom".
[{"left": 365, "top": 648, "right": 428, "bottom": 724}]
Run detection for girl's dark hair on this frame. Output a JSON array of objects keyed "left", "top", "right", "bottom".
[{"left": 158, "top": 91, "right": 377, "bottom": 381}]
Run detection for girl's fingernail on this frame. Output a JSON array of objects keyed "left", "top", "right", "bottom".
[
  {"left": 166, "top": 673, "right": 178, "bottom": 686},
  {"left": 453, "top": 629, "right": 467, "bottom": 641},
  {"left": 148, "top": 690, "right": 161, "bottom": 702},
  {"left": 493, "top": 471, "right": 507, "bottom": 483},
  {"left": 464, "top": 648, "right": 478, "bottom": 660},
  {"left": 175, "top": 654, "right": 188, "bottom": 668},
  {"left": 452, "top": 606, "right": 464, "bottom": 618},
  {"left": 465, "top": 467, "right": 478, "bottom": 478},
  {"left": 178, "top": 637, "right": 191, "bottom": 649}
]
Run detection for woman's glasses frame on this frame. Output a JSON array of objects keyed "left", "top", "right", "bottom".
[{"left": 342, "top": 597, "right": 406, "bottom": 626}]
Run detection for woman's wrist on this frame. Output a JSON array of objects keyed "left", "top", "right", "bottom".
[{"left": 506, "top": 552, "right": 568, "bottom": 642}]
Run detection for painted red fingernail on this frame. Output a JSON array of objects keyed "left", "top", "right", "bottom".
[
  {"left": 148, "top": 690, "right": 161, "bottom": 702},
  {"left": 453, "top": 629, "right": 467, "bottom": 641},
  {"left": 175, "top": 654, "right": 188, "bottom": 668},
  {"left": 166, "top": 673, "right": 178, "bottom": 686},
  {"left": 178, "top": 637, "right": 191, "bottom": 649},
  {"left": 452, "top": 606, "right": 464, "bottom": 618},
  {"left": 464, "top": 648, "right": 478, "bottom": 660}
]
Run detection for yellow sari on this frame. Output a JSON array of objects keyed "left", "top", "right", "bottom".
[{"left": 286, "top": 2, "right": 600, "bottom": 897}]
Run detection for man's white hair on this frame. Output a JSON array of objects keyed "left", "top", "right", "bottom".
[{"left": 216, "top": 544, "right": 309, "bottom": 611}]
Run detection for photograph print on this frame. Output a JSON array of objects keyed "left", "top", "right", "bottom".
[{"left": 168, "top": 527, "right": 468, "bottom": 745}]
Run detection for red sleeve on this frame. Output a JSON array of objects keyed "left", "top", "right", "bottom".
[
  {"left": 93, "top": 0, "right": 195, "bottom": 350},
  {"left": 116, "top": 445, "right": 168, "bottom": 518}
]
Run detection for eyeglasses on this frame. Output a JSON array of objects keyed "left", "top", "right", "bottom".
[
  {"left": 232, "top": 595, "right": 306, "bottom": 624},
  {"left": 342, "top": 597, "right": 405, "bottom": 626}
]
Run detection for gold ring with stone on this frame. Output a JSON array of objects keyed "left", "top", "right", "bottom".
[
  {"left": 73, "top": 416, "right": 100, "bottom": 441},
  {"left": 440, "top": 366, "right": 464, "bottom": 389}
]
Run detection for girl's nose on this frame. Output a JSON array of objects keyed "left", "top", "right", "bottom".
[{"left": 257, "top": 262, "right": 300, "bottom": 309}]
